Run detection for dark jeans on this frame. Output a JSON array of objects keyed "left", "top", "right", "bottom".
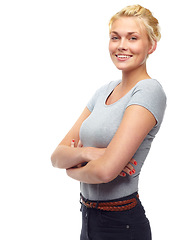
[{"left": 80, "top": 192, "right": 151, "bottom": 240}]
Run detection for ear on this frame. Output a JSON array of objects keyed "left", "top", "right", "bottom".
[{"left": 148, "top": 40, "right": 157, "bottom": 55}]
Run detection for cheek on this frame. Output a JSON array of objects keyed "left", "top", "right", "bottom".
[
  {"left": 131, "top": 43, "right": 149, "bottom": 57},
  {"left": 129, "top": 43, "right": 142, "bottom": 54},
  {"left": 109, "top": 42, "right": 116, "bottom": 54}
]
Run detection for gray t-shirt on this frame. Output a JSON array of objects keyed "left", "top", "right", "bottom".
[{"left": 79, "top": 79, "right": 167, "bottom": 201}]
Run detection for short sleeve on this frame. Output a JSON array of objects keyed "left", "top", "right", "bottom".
[{"left": 126, "top": 79, "right": 167, "bottom": 126}]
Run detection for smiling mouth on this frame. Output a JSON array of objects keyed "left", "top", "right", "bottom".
[
  {"left": 115, "top": 54, "right": 133, "bottom": 61},
  {"left": 115, "top": 54, "right": 132, "bottom": 59}
]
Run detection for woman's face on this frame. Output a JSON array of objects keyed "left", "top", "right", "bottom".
[{"left": 109, "top": 17, "right": 154, "bottom": 73}]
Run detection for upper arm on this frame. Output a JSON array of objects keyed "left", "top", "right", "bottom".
[
  {"left": 58, "top": 107, "right": 91, "bottom": 147},
  {"left": 89, "top": 105, "right": 156, "bottom": 183}
]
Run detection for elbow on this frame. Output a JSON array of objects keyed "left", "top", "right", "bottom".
[
  {"left": 51, "top": 152, "right": 64, "bottom": 169},
  {"left": 100, "top": 173, "right": 116, "bottom": 184},
  {"left": 51, "top": 152, "right": 58, "bottom": 168},
  {"left": 95, "top": 165, "right": 117, "bottom": 184},
  {"left": 51, "top": 145, "right": 70, "bottom": 169},
  {"left": 85, "top": 161, "right": 113, "bottom": 184}
]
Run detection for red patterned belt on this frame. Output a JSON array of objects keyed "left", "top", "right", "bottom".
[{"left": 81, "top": 194, "right": 139, "bottom": 212}]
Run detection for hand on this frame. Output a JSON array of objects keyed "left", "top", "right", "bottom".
[
  {"left": 71, "top": 139, "right": 106, "bottom": 168},
  {"left": 71, "top": 139, "right": 106, "bottom": 161},
  {"left": 71, "top": 139, "right": 84, "bottom": 148},
  {"left": 119, "top": 158, "right": 137, "bottom": 177}
]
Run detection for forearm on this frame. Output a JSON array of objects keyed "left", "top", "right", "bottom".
[
  {"left": 66, "top": 151, "right": 138, "bottom": 183},
  {"left": 52, "top": 142, "right": 137, "bottom": 181},
  {"left": 51, "top": 145, "right": 87, "bottom": 169},
  {"left": 66, "top": 159, "right": 105, "bottom": 184},
  {"left": 51, "top": 145, "right": 106, "bottom": 169}
]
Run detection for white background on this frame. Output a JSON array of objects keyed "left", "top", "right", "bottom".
[{"left": 0, "top": 0, "right": 189, "bottom": 239}]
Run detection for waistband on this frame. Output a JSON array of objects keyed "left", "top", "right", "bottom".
[{"left": 80, "top": 192, "right": 139, "bottom": 212}]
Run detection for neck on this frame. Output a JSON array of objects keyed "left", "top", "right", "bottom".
[{"left": 120, "top": 64, "right": 151, "bottom": 90}]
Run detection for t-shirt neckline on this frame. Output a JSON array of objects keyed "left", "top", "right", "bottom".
[{"left": 104, "top": 79, "right": 153, "bottom": 107}]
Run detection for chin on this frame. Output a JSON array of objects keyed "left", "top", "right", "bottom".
[{"left": 115, "top": 65, "right": 134, "bottom": 72}]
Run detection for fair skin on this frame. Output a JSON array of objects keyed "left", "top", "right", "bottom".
[{"left": 51, "top": 16, "right": 157, "bottom": 184}]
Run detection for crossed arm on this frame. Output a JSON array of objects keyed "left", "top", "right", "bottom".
[
  {"left": 51, "top": 105, "right": 156, "bottom": 184},
  {"left": 70, "top": 139, "right": 137, "bottom": 177}
]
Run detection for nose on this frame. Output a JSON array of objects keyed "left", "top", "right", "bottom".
[{"left": 118, "top": 38, "right": 128, "bottom": 51}]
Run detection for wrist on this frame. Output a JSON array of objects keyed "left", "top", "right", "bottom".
[
  {"left": 80, "top": 147, "right": 106, "bottom": 162},
  {"left": 80, "top": 147, "right": 92, "bottom": 162}
]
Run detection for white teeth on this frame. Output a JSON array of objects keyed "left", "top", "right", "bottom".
[{"left": 116, "top": 55, "right": 131, "bottom": 58}]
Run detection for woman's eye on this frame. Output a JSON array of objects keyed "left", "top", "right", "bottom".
[
  {"left": 111, "top": 36, "right": 118, "bottom": 40},
  {"left": 130, "top": 37, "right": 137, "bottom": 41}
]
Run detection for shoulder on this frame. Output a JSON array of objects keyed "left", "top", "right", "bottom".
[
  {"left": 128, "top": 79, "right": 167, "bottom": 126},
  {"left": 135, "top": 79, "right": 166, "bottom": 98},
  {"left": 132, "top": 79, "right": 167, "bottom": 105}
]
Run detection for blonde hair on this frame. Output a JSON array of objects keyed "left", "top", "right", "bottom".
[{"left": 109, "top": 5, "right": 161, "bottom": 42}]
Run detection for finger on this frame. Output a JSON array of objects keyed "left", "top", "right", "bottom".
[
  {"left": 119, "top": 171, "right": 127, "bottom": 177},
  {"left": 129, "top": 158, "right": 137, "bottom": 166},
  {"left": 123, "top": 165, "right": 136, "bottom": 175},
  {"left": 77, "top": 140, "right": 83, "bottom": 148},
  {"left": 119, "top": 168, "right": 135, "bottom": 177},
  {"left": 124, "top": 163, "right": 134, "bottom": 171},
  {"left": 123, "top": 167, "right": 135, "bottom": 176},
  {"left": 71, "top": 139, "right": 75, "bottom": 148}
]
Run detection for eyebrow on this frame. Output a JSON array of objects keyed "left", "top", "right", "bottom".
[{"left": 110, "top": 31, "right": 139, "bottom": 35}]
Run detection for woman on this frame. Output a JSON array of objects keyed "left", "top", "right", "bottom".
[{"left": 51, "top": 5, "right": 166, "bottom": 240}]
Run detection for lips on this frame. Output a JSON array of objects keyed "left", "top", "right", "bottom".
[{"left": 115, "top": 54, "right": 133, "bottom": 61}]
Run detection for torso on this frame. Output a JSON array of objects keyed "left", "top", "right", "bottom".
[{"left": 79, "top": 79, "right": 166, "bottom": 201}]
